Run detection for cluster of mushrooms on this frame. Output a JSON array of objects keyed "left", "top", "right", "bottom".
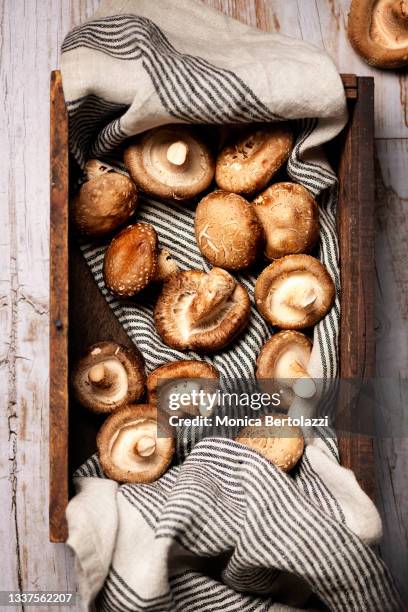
[{"left": 71, "top": 122, "right": 336, "bottom": 484}]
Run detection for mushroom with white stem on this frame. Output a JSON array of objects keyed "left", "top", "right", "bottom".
[
  {"left": 154, "top": 267, "right": 251, "bottom": 352},
  {"left": 147, "top": 361, "right": 220, "bottom": 417},
  {"left": 103, "top": 223, "right": 179, "bottom": 297},
  {"left": 255, "top": 254, "right": 335, "bottom": 329},
  {"left": 97, "top": 405, "right": 175, "bottom": 483},
  {"left": 124, "top": 125, "right": 215, "bottom": 201},
  {"left": 235, "top": 414, "right": 304, "bottom": 472},
  {"left": 195, "top": 190, "right": 264, "bottom": 270},
  {"left": 257, "top": 331, "right": 316, "bottom": 401},
  {"left": 72, "top": 159, "right": 138, "bottom": 237},
  {"left": 253, "top": 182, "right": 320, "bottom": 260},
  {"left": 71, "top": 342, "right": 146, "bottom": 413},
  {"left": 215, "top": 124, "right": 294, "bottom": 197},
  {"left": 348, "top": 0, "right": 408, "bottom": 69}
]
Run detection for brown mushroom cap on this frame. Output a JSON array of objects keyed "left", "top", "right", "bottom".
[
  {"left": 147, "top": 360, "right": 219, "bottom": 416},
  {"left": 235, "top": 414, "right": 304, "bottom": 472},
  {"left": 72, "top": 160, "right": 138, "bottom": 237},
  {"left": 257, "top": 331, "right": 315, "bottom": 400},
  {"left": 71, "top": 342, "right": 146, "bottom": 413},
  {"left": 255, "top": 255, "right": 335, "bottom": 329},
  {"left": 348, "top": 0, "right": 408, "bottom": 69},
  {"left": 103, "top": 223, "right": 158, "bottom": 297},
  {"left": 253, "top": 183, "right": 319, "bottom": 260},
  {"left": 215, "top": 124, "right": 293, "bottom": 197},
  {"left": 97, "top": 404, "right": 175, "bottom": 483},
  {"left": 124, "top": 125, "right": 215, "bottom": 200},
  {"left": 154, "top": 268, "right": 251, "bottom": 352},
  {"left": 195, "top": 191, "right": 264, "bottom": 270}
]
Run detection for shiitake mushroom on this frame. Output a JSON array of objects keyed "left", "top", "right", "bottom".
[
  {"left": 103, "top": 223, "right": 178, "bottom": 297},
  {"left": 154, "top": 268, "right": 251, "bottom": 352},
  {"left": 97, "top": 404, "right": 175, "bottom": 483},
  {"left": 124, "top": 125, "right": 215, "bottom": 201},
  {"left": 72, "top": 160, "right": 138, "bottom": 237},
  {"left": 194, "top": 190, "right": 264, "bottom": 270},
  {"left": 71, "top": 342, "right": 146, "bottom": 413},
  {"left": 255, "top": 255, "right": 335, "bottom": 329},
  {"left": 215, "top": 124, "right": 293, "bottom": 197},
  {"left": 235, "top": 414, "right": 305, "bottom": 472},
  {"left": 253, "top": 182, "right": 319, "bottom": 260},
  {"left": 257, "top": 331, "right": 315, "bottom": 400},
  {"left": 147, "top": 361, "right": 220, "bottom": 416},
  {"left": 348, "top": 0, "right": 408, "bottom": 69}
]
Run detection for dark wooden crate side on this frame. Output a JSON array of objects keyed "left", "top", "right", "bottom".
[
  {"left": 337, "top": 77, "right": 375, "bottom": 499},
  {"left": 49, "top": 71, "right": 69, "bottom": 542},
  {"left": 49, "top": 71, "right": 372, "bottom": 542}
]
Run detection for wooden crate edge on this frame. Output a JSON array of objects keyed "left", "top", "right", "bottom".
[{"left": 49, "top": 70, "right": 69, "bottom": 542}]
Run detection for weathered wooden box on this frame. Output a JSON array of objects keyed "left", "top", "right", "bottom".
[{"left": 50, "top": 70, "right": 375, "bottom": 542}]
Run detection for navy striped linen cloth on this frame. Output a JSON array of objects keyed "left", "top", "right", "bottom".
[{"left": 61, "top": 1, "right": 402, "bottom": 610}]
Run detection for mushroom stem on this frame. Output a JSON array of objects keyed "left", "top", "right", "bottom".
[
  {"left": 190, "top": 269, "right": 236, "bottom": 325},
  {"left": 166, "top": 141, "right": 189, "bottom": 166},
  {"left": 153, "top": 249, "right": 179, "bottom": 282},
  {"left": 85, "top": 159, "right": 115, "bottom": 181},
  {"left": 135, "top": 436, "right": 156, "bottom": 457},
  {"left": 290, "top": 360, "right": 316, "bottom": 399},
  {"left": 285, "top": 287, "right": 317, "bottom": 311},
  {"left": 88, "top": 363, "right": 117, "bottom": 389}
]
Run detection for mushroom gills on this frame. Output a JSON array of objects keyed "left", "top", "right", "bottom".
[
  {"left": 172, "top": 291, "right": 239, "bottom": 341},
  {"left": 268, "top": 274, "right": 322, "bottom": 325},
  {"left": 274, "top": 349, "right": 316, "bottom": 399},
  {"left": 109, "top": 418, "right": 165, "bottom": 472},
  {"left": 144, "top": 133, "right": 210, "bottom": 187},
  {"left": 84, "top": 358, "right": 128, "bottom": 404}
]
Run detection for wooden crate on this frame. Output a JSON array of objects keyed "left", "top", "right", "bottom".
[{"left": 49, "top": 71, "right": 375, "bottom": 543}]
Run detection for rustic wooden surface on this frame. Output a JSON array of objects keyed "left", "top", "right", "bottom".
[
  {"left": 49, "top": 71, "right": 69, "bottom": 544},
  {"left": 1, "top": 0, "right": 407, "bottom": 607},
  {"left": 336, "top": 77, "right": 376, "bottom": 501}
]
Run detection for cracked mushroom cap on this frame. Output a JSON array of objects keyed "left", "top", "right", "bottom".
[
  {"left": 235, "top": 414, "right": 304, "bottom": 472},
  {"left": 215, "top": 124, "right": 294, "bottom": 197},
  {"left": 97, "top": 404, "right": 175, "bottom": 483},
  {"left": 257, "top": 331, "right": 316, "bottom": 400},
  {"left": 124, "top": 125, "right": 215, "bottom": 200},
  {"left": 154, "top": 268, "right": 251, "bottom": 352},
  {"left": 72, "top": 160, "right": 138, "bottom": 237},
  {"left": 195, "top": 191, "right": 264, "bottom": 270},
  {"left": 255, "top": 255, "right": 335, "bottom": 329},
  {"left": 147, "top": 360, "right": 219, "bottom": 416},
  {"left": 253, "top": 183, "right": 319, "bottom": 260},
  {"left": 71, "top": 342, "right": 146, "bottom": 413},
  {"left": 348, "top": 0, "right": 408, "bottom": 68}
]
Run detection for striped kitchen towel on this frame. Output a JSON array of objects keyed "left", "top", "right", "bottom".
[
  {"left": 61, "top": 0, "right": 402, "bottom": 610},
  {"left": 68, "top": 439, "right": 402, "bottom": 611}
]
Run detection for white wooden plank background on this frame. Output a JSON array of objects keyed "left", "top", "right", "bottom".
[{"left": 0, "top": 0, "right": 406, "bottom": 609}]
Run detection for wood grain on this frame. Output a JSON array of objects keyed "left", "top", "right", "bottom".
[
  {"left": 49, "top": 71, "right": 69, "bottom": 543},
  {"left": 336, "top": 77, "right": 375, "bottom": 499},
  {"left": 374, "top": 138, "right": 408, "bottom": 602},
  {"left": 1, "top": 0, "right": 406, "bottom": 605}
]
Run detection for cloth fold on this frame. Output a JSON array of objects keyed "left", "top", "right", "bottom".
[
  {"left": 61, "top": 1, "right": 402, "bottom": 610},
  {"left": 70, "top": 439, "right": 399, "bottom": 611}
]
